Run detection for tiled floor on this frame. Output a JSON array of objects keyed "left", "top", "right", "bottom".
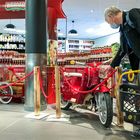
[{"left": 0, "top": 103, "right": 139, "bottom": 140}]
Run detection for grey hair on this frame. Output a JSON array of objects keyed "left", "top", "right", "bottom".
[{"left": 104, "top": 6, "right": 121, "bottom": 20}]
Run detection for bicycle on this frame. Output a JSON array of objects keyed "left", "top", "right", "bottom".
[{"left": 0, "top": 66, "right": 25, "bottom": 104}]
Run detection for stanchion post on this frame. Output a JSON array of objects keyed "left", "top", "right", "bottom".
[
  {"left": 115, "top": 67, "right": 124, "bottom": 127},
  {"left": 34, "top": 66, "right": 40, "bottom": 116},
  {"left": 110, "top": 74, "right": 115, "bottom": 97},
  {"left": 55, "top": 65, "right": 61, "bottom": 118}
]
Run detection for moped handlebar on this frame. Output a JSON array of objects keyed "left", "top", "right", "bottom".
[
  {"left": 70, "top": 60, "right": 102, "bottom": 68},
  {"left": 70, "top": 60, "right": 86, "bottom": 65}
]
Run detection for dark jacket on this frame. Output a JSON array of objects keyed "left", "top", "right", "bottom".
[{"left": 110, "top": 8, "right": 140, "bottom": 70}]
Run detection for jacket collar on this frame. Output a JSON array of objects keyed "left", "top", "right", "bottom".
[
  {"left": 120, "top": 11, "right": 127, "bottom": 30},
  {"left": 122, "top": 11, "right": 126, "bottom": 25}
]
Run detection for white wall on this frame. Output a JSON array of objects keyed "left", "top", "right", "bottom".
[{"left": 93, "top": 32, "right": 120, "bottom": 47}]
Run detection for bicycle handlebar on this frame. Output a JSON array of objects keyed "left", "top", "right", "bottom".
[{"left": 7, "top": 66, "right": 21, "bottom": 80}]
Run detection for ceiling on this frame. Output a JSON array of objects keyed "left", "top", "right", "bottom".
[
  {"left": 58, "top": 0, "right": 140, "bottom": 39},
  {"left": 0, "top": 0, "right": 140, "bottom": 39}
]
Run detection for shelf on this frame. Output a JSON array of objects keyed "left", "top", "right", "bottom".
[
  {"left": 0, "top": 41, "right": 25, "bottom": 52},
  {"left": 0, "top": 48, "right": 25, "bottom": 53},
  {"left": 64, "top": 65, "right": 86, "bottom": 68},
  {"left": 69, "top": 48, "right": 80, "bottom": 51},
  {"left": 0, "top": 65, "right": 25, "bottom": 67},
  {"left": 68, "top": 43, "right": 80, "bottom": 45},
  {"left": 57, "top": 45, "right": 112, "bottom": 66},
  {"left": 68, "top": 44, "right": 93, "bottom": 47},
  {"left": 0, "top": 41, "right": 25, "bottom": 44},
  {"left": 66, "top": 40, "right": 94, "bottom": 52}
]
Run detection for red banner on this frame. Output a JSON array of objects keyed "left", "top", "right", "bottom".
[
  {"left": 47, "top": 0, "right": 66, "bottom": 39},
  {"left": 0, "top": 0, "right": 66, "bottom": 39},
  {"left": 0, "top": 0, "right": 25, "bottom": 19},
  {"left": 0, "top": 0, "right": 66, "bottom": 19},
  {"left": 48, "top": 0, "right": 66, "bottom": 18}
]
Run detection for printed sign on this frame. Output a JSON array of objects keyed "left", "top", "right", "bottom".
[{"left": 5, "top": 1, "right": 25, "bottom": 11}]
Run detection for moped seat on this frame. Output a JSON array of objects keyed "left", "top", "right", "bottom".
[{"left": 64, "top": 72, "right": 82, "bottom": 77}]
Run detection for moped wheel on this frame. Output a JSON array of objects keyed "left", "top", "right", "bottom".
[
  {"left": 0, "top": 82, "right": 13, "bottom": 104},
  {"left": 61, "top": 95, "right": 72, "bottom": 110},
  {"left": 97, "top": 92, "right": 113, "bottom": 127}
]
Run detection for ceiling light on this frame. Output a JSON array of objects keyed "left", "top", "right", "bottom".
[
  {"left": 90, "top": 9, "right": 94, "bottom": 13},
  {"left": 5, "top": 23, "right": 15, "bottom": 29},
  {"left": 68, "top": 20, "right": 78, "bottom": 36},
  {"left": 4, "top": 23, "right": 16, "bottom": 31},
  {"left": 68, "top": 29, "right": 78, "bottom": 35}
]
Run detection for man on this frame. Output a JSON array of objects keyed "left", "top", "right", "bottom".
[{"left": 104, "top": 6, "right": 140, "bottom": 138}]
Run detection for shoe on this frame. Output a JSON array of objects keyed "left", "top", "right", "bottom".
[{"left": 131, "top": 129, "right": 140, "bottom": 138}]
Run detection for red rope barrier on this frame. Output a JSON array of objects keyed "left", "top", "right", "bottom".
[
  {"left": 110, "top": 83, "right": 116, "bottom": 90},
  {"left": 0, "top": 67, "right": 55, "bottom": 99},
  {"left": 60, "top": 68, "right": 117, "bottom": 94},
  {"left": 0, "top": 70, "right": 34, "bottom": 89},
  {"left": 38, "top": 68, "right": 55, "bottom": 99},
  {"left": 7, "top": 67, "right": 20, "bottom": 80},
  {"left": 0, "top": 65, "right": 117, "bottom": 99},
  {"left": 38, "top": 68, "right": 47, "bottom": 98}
]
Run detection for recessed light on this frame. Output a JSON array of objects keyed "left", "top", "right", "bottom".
[
  {"left": 86, "top": 28, "right": 94, "bottom": 33},
  {"left": 90, "top": 9, "right": 94, "bottom": 13}
]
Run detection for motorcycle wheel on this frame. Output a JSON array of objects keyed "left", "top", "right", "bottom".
[
  {"left": 61, "top": 95, "right": 72, "bottom": 110},
  {"left": 97, "top": 92, "right": 113, "bottom": 127}
]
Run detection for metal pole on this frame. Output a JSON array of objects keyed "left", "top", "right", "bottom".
[{"left": 24, "top": 0, "right": 47, "bottom": 111}]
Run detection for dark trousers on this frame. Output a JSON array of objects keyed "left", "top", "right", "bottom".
[{"left": 128, "top": 52, "right": 140, "bottom": 85}]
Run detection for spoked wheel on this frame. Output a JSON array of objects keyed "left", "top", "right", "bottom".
[
  {"left": 97, "top": 92, "right": 113, "bottom": 127},
  {"left": 0, "top": 82, "right": 13, "bottom": 104},
  {"left": 61, "top": 94, "right": 72, "bottom": 110},
  {"left": 86, "top": 98, "right": 94, "bottom": 111}
]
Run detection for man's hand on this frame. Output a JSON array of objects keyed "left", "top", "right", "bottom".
[
  {"left": 99, "top": 65, "right": 115, "bottom": 78},
  {"left": 105, "top": 65, "right": 115, "bottom": 73},
  {"left": 102, "top": 58, "right": 112, "bottom": 65}
]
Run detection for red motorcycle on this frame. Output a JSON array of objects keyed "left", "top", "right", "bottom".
[{"left": 60, "top": 61, "right": 116, "bottom": 127}]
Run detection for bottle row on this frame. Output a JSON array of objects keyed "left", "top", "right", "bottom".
[
  {"left": 57, "top": 46, "right": 112, "bottom": 58},
  {"left": 0, "top": 58, "right": 25, "bottom": 65},
  {"left": 67, "top": 40, "right": 94, "bottom": 44},
  {"left": 91, "top": 46, "right": 112, "bottom": 54},
  {"left": 0, "top": 51, "right": 25, "bottom": 65},
  {"left": 57, "top": 57, "right": 111, "bottom": 66},
  {"left": 0, "top": 43, "right": 25, "bottom": 50},
  {"left": 0, "top": 34, "right": 25, "bottom": 43},
  {"left": 57, "top": 52, "right": 90, "bottom": 58},
  {"left": 57, "top": 46, "right": 113, "bottom": 65}
]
